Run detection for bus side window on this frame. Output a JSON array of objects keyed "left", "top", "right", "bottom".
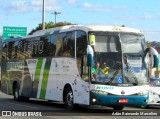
[
  {"left": 8, "top": 42, "right": 14, "bottom": 59},
  {"left": 2, "top": 43, "right": 7, "bottom": 59},
  {"left": 50, "top": 34, "right": 56, "bottom": 56},
  {"left": 11, "top": 41, "right": 19, "bottom": 59},
  {"left": 82, "top": 55, "right": 89, "bottom": 81},
  {"left": 55, "top": 34, "right": 63, "bottom": 56},
  {"left": 17, "top": 40, "right": 25, "bottom": 59},
  {"left": 39, "top": 36, "right": 50, "bottom": 57},
  {"left": 62, "top": 32, "right": 75, "bottom": 58}
]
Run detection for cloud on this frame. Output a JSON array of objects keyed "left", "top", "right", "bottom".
[
  {"left": 112, "top": 5, "right": 128, "bottom": 9},
  {"left": 45, "top": 0, "right": 62, "bottom": 12},
  {"left": 83, "top": 2, "right": 92, "bottom": 8},
  {"left": 82, "top": 2, "right": 127, "bottom": 13},
  {"left": 0, "top": 29, "right": 2, "bottom": 36},
  {"left": 0, "top": 16, "right": 4, "bottom": 20},
  {"left": 116, "top": 13, "right": 154, "bottom": 20},
  {"left": 67, "top": 0, "right": 77, "bottom": 5},
  {"left": 83, "top": 2, "right": 112, "bottom": 13},
  {"left": 0, "top": 0, "right": 62, "bottom": 14}
]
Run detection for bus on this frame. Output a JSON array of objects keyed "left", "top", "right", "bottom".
[
  {"left": 0, "top": 38, "right": 2, "bottom": 86},
  {"left": 147, "top": 77, "right": 160, "bottom": 107},
  {"left": 141, "top": 51, "right": 160, "bottom": 108},
  {"left": 0, "top": 25, "right": 159, "bottom": 110}
]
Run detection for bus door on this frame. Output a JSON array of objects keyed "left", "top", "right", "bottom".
[{"left": 74, "top": 55, "right": 90, "bottom": 105}]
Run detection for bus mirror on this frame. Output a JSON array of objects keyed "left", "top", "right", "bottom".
[
  {"left": 144, "top": 52, "right": 149, "bottom": 69},
  {"left": 87, "top": 45, "right": 94, "bottom": 67},
  {"left": 89, "top": 35, "right": 95, "bottom": 46},
  {"left": 150, "top": 47, "right": 159, "bottom": 68}
]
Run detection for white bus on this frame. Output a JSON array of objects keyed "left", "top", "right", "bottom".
[
  {"left": 142, "top": 50, "right": 160, "bottom": 108},
  {"left": 0, "top": 25, "right": 159, "bottom": 110},
  {"left": 142, "top": 77, "right": 160, "bottom": 108},
  {"left": 0, "top": 38, "right": 2, "bottom": 85}
]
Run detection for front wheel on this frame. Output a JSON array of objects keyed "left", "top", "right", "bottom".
[
  {"left": 113, "top": 106, "right": 124, "bottom": 110},
  {"left": 141, "top": 105, "right": 149, "bottom": 109},
  {"left": 64, "top": 87, "right": 75, "bottom": 110}
]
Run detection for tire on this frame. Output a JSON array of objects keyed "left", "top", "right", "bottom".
[
  {"left": 113, "top": 106, "right": 124, "bottom": 110},
  {"left": 20, "top": 97, "right": 29, "bottom": 101},
  {"left": 141, "top": 105, "right": 149, "bottom": 109},
  {"left": 64, "top": 87, "right": 75, "bottom": 110},
  {"left": 13, "top": 83, "right": 20, "bottom": 101}
]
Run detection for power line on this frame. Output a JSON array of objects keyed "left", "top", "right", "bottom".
[{"left": 51, "top": 11, "right": 61, "bottom": 24}]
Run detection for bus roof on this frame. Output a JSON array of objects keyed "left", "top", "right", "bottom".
[
  {"left": 3, "top": 25, "right": 143, "bottom": 42},
  {"left": 31, "top": 25, "right": 143, "bottom": 37},
  {"left": 2, "top": 37, "right": 22, "bottom": 43}
]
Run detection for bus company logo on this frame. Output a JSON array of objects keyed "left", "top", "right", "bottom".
[
  {"left": 7, "top": 62, "right": 24, "bottom": 70},
  {"left": 95, "top": 85, "right": 114, "bottom": 90},
  {"left": 2, "top": 111, "right": 11, "bottom": 116},
  {"left": 28, "top": 60, "right": 36, "bottom": 64}
]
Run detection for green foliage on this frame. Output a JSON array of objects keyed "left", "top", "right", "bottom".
[{"left": 29, "top": 21, "right": 76, "bottom": 35}]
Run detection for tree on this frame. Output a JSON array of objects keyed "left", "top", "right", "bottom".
[{"left": 29, "top": 21, "right": 75, "bottom": 35}]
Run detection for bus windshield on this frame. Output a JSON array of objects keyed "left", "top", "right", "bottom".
[
  {"left": 121, "top": 34, "right": 148, "bottom": 85},
  {"left": 89, "top": 32, "right": 148, "bottom": 86}
]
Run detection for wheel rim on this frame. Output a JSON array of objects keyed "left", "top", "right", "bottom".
[{"left": 66, "top": 91, "right": 73, "bottom": 106}]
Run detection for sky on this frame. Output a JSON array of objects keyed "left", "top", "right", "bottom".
[{"left": 0, "top": 0, "right": 160, "bottom": 42}]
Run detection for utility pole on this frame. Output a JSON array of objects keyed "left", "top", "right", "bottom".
[
  {"left": 42, "top": 0, "right": 45, "bottom": 30},
  {"left": 51, "top": 11, "right": 61, "bottom": 24}
]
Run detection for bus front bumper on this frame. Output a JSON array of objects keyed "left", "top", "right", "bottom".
[{"left": 90, "top": 93, "right": 148, "bottom": 106}]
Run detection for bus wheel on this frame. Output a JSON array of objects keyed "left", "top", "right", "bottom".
[
  {"left": 13, "top": 83, "right": 20, "bottom": 101},
  {"left": 141, "top": 105, "right": 149, "bottom": 109},
  {"left": 113, "top": 106, "right": 124, "bottom": 110},
  {"left": 64, "top": 87, "right": 74, "bottom": 110}
]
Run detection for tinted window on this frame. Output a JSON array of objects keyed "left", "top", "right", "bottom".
[
  {"left": 8, "top": 42, "right": 13, "bottom": 59},
  {"left": 55, "top": 34, "right": 63, "bottom": 56},
  {"left": 62, "top": 32, "right": 75, "bottom": 58},
  {"left": 39, "top": 36, "right": 50, "bottom": 57},
  {"left": 50, "top": 34, "right": 56, "bottom": 56},
  {"left": 76, "top": 31, "right": 88, "bottom": 80},
  {"left": 76, "top": 30, "right": 87, "bottom": 57},
  {"left": 22, "top": 36, "right": 50, "bottom": 58},
  {"left": 17, "top": 40, "right": 25, "bottom": 59}
]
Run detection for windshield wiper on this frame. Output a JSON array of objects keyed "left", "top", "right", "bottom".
[
  {"left": 124, "top": 55, "right": 138, "bottom": 86},
  {"left": 106, "top": 63, "right": 122, "bottom": 85},
  {"left": 124, "top": 75, "right": 138, "bottom": 86}
]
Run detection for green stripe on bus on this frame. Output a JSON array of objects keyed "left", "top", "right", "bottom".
[
  {"left": 34, "top": 59, "right": 43, "bottom": 96},
  {"left": 7, "top": 71, "right": 12, "bottom": 94},
  {"left": 35, "top": 59, "right": 43, "bottom": 81},
  {"left": 39, "top": 58, "right": 52, "bottom": 99}
]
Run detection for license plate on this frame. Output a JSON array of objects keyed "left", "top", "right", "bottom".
[{"left": 118, "top": 99, "right": 128, "bottom": 103}]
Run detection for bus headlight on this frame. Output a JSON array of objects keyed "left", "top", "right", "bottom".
[
  {"left": 91, "top": 90, "right": 108, "bottom": 95},
  {"left": 138, "top": 91, "right": 149, "bottom": 95}
]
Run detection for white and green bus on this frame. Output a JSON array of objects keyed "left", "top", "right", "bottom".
[{"left": 0, "top": 25, "right": 159, "bottom": 110}]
